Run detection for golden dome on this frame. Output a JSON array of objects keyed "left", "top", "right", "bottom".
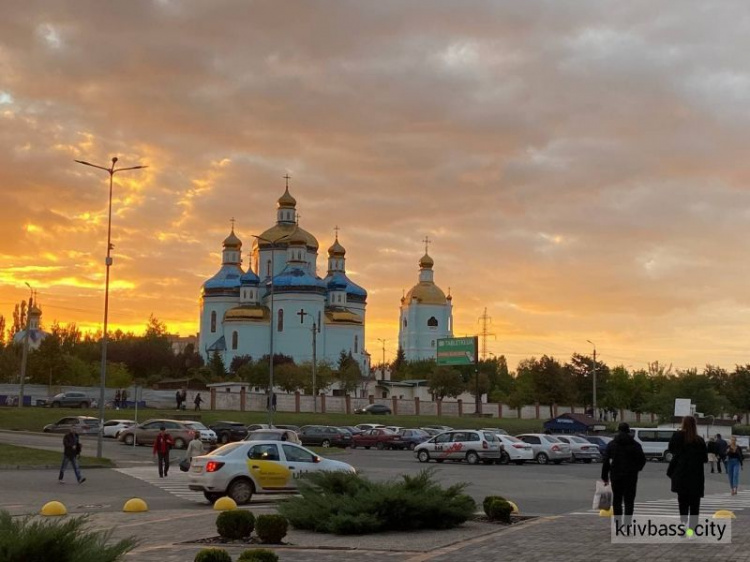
[
  {"left": 255, "top": 223, "right": 319, "bottom": 250},
  {"left": 328, "top": 236, "right": 346, "bottom": 257},
  {"left": 404, "top": 282, "right": 447, "bottom": 305},
  {"left": 277, "top": 187, "right": 297, "bottom": 209},
  {"left": 419, "top": 253, "right": 434, "bottom": 269},
  {"left": 288, "top": 227, "right": 308, "bottom": 246},
  {"left": 223, "top": 229, "right": 242, "bottom": 249},
  {"left": 224, "top": 305, "right": 270, "bottom": 322}
]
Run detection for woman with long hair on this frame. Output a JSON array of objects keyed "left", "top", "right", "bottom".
[
  {"left": 726, "top": 436, "right": 744, "bottom": 495},
  {"left": 668, "top": 416, "right": 708, "bottom": 529}
]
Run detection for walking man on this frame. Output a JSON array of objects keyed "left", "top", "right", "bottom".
[
  {"left": 175, "top": 389, "right": 182, "bottom": 410},
  {"left": 194, "top": 392, "right": 203, "bottom": 411},
  {"left": 601, "top": 422, "right": 646, "bottom": 524},
  {"left": 114, "top": 389, "right": 121, "bottom": 410},
  {"left": 59, "top": 427, "right": 85, "bottom": 484},
  {"left": 153, "top": 425, "right": 174, "bottom": 478},
  {"left": 716, "top": 434, "right": 728, "bottom": 474}
]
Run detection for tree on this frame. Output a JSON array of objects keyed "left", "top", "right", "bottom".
[
  {"left": 519, "top": 356, "right": 574, "bottom": 417},
  {"left": 0, "top": 315, "right": 5, "bottom": 346},
  {"left": 427, "top": 366, "right": 465, "bottom": 400},
  {"left": 299, "top": 361, "right": 333, "bottom": 394},
  {"left": 727, "top": 365, "right": 750, "bottom": 415},
  {"left": 208, "top": 351, "right": 226, "bottom": 380},
  {"left": 391, "top": 347, "right": 407, "bottom": 381},
  {"left": 275, "top": 363, "right": 305, "bottom": 393},
  {"left": 229, "top": 355, "right": 253, "bottom": 374},
  {"left": 601, "top": 366, "right": 632, "bottom": 412},
  {"left": 106, "top": 362, "right": 133, "bottom": 389},
  {"left": 336, "top": 352, "right": 362, "bottom": 395}
]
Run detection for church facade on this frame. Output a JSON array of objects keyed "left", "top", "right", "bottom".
[
  {"left": 199, "top": 186, "right": 369, "bottom": 375},
  {"left": 398, "top": 250, "right": 453, "bottom": 361}
]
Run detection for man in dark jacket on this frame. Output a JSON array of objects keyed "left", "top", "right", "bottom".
[
  {"left": 59, "top": 427, "right": 85, "bottom": 484},
  {"left": 152, "top": 426, "right": 174, "bottom": 478},
  {"left": 601, "top": 422, "right": 646, "bottom": 522},
  {"left": 715, "top": 434, "right": 728, "bottom": 474}
]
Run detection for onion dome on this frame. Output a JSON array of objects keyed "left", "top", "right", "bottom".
[
  {"left": 324, "top": 272, "right": 367, "bottom": 299},
  {"left": 255, "top": 224, "right": 319, "bottom": 250},
  {"left": 328, "top": 236, "right": 346, "bottom": 257},
  {"left": 288, "top": 228, "right": 308, "bottom": 246},
  {"left": 223, "top": 228, "right": 242, "bottom": 249},
  {"left": 404, "top": 283, "right": 447, "bottom": 305},
  {"left": 202, "top": 266, "right": 242, "bottom": 293},
  {"left": 240, "top": 269, "right": 260, "bottom": 285},
  {"left": 277, "top": 187, "right": 297, "bottom": 209},
  {"left": 273, "top": 267, "right": 327, "bottom": 292},
  {"left": 419, "top": 253, "right": 434, "bottom": 269}
]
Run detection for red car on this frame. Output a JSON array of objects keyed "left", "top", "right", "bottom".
[{"left": 351, "top": 428, "right": 403, "bottom": 450}]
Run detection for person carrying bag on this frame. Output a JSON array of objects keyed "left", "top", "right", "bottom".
[{"left": 601, "top": 422, "right": 647, "bottom": 523}]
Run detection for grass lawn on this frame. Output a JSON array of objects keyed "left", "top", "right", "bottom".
[
  {"left": 0, "top": 406, "right": 546, "bottom": 435},
  {"left": 0, "top": 443, "right": 114, "bottom": 468}
]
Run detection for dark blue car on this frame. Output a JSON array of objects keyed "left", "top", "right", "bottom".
[
  {"left": 396, "top": 429, "right": 430, "bottom": 450},
  {"left": 580, "top": 435, "right": 613, "bottom": 455}
]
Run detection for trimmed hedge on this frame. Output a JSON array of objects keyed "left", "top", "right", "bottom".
[
  {"left": 216, "top": 510, "right": 255, "bottom": 540},
  {"left": 482, "top": 495, "right": 507, "bottom": 517},
  {"left": 485, "top": 498, "right": 512, "bottom": 523},
  {"left": 255, "top": 514, "right": 288, "bottom": 544},
  {"left": 238, "top": 548, "right": 279, "bottom": 562},
  {"left": 194, "top": 548, "right": 232, "bottom": 562},
  {"left": 278, "top": 469, "right": 475, "bottom": 535}
]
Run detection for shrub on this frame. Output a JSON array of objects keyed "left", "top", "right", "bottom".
[
  {"left": 485, "top": 498, "right": 512, "bottom": 523},
  {"left": 238, "top": 548, "right": 279, "bottom": 562},
  {"left": 194, "top": 548, "right": 232, "bottom": 562},
  {"left": 483, "top": 495, "right": 507, "bottom": 517},
  {"left": 216, "top": 510, "right": 255, "bottom": 540},
  {"left": 255, "top": 514, "right": 288, "bottom": 544},
  {"left": 278, "top": 469, "right": 476, "bottom": 535},
  {"left": 0, "top": 510, "right": 136, "bottom": 562}
]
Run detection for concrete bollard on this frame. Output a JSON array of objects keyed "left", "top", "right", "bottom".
[
  {"left": 713, "top": 510, "right": 736, "bottom": 519},
  {"left": 41, "top": 501, "right": 67, "bottom": 516},
  {"left": 123, "top": 498, "right": 149, "bottom": 512},
  {"left": 213, "top": 497, "right": 237, "bottom": 511}
]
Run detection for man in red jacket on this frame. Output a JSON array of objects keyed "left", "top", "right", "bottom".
[{"left": 153, "top": 425, "right": 175, "bottom": 478}]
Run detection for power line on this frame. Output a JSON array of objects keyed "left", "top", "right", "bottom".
[{"left": 477, "top": 308, "right": 496, "bottom": 360}]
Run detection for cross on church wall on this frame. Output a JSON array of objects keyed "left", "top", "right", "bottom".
[{"left": 297, "top": 309, "right": 308, "bottom": 324}]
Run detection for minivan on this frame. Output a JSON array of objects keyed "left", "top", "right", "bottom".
[{"left": 629, "top": 428, "right": 677, "bottom": 462}]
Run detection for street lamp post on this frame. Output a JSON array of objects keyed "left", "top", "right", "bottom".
[
  {"left": 587, "top": 340, "right": 597, "bottom": 419},
  {"left": 75, "top": 157, "right": 147, "bottom": 458},
  {"left": 250, "top": 233, "right": 290, "bottom": 425},
  {"left": 18, "top": 282, "right": 33, "bottom": 408}
]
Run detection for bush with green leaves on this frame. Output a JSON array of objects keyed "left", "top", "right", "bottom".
[
  {"left": 485, "top": 498, "right": 512, "bottom": 523},
  {"left": 254, "top": 514, "right": 288, "bottom": 544},
  {"left": 216, "top": 509, "right": 255, "bottom": 540},
  {"left": 483, "top": 495, "right": 507, "bottom": 517},
  {"left": 194, "top": 547, "right": 232, "bottom": 562},
  {"left": 278, "top": 469, "right": 476, "bottom": 535},
  {"left": 0, "top": 510, "right": 136, "bottom": 562},
  {"left": 237, "top": 548, "right": 279, "bottom": 562}
]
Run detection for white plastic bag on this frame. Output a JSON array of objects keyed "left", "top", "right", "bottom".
[{"left": 593, "top": 480, "right": 612, "bottom": 510}]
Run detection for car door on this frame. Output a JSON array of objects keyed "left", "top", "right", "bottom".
[
  {"left": 246, "top": 443, "right": 291, "bottom": 491},
  {"left": 138, "top": 421, "right": 162, "bottom": 444},
  {"left": 54, "top": 417, "right": 76, "bottom": 433},
  {"left": 520, "top": 435, "right": 542, "bottom": 455},
  {"left": 431, "top": 431, "right": 453, "bottom": 458},
  {"left": 281, "top": 443, "right": 320, "bottom": 487}
]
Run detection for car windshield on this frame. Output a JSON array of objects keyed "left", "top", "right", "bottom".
[
  {"left": 503, "top": 435, "right": 524, "bottom": 443},
  {"left": 186, "top": 422, "right": 208, "bottom": 430},
  {"left": 569, "top": 436, "right": 590, "bottom": 443},
  {"left": 249, "top": 431, "right": 283, "bottom": 440},
  {"left": 543, "top": 436, "right": 562, "bottom": 443}
]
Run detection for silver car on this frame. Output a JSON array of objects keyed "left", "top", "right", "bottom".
[
  {"left": 554, "top": 435, "right": 601, "bottom": 463},
  {"left": 415, "top": 429, "right": 502, "bottom": 465},
  {"left": 516, "top": 433, "right": 572, "bottom": 464}
]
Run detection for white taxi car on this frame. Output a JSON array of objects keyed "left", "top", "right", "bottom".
[
  {"left": 188, "top": 440, "right": 355, "bottom": 504},
  {"left": 414, "top": 429, "right": 502, "bottom": 465}
]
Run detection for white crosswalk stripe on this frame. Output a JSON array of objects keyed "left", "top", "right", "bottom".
[
  {"left": 570, "top": 489, "right": 750, "bottom": 516},
  {"left": 115, "top": 466, "right": 209, "bottom": 503}
]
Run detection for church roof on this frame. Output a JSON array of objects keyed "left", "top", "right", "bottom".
[
  {"left": 273, "top": 266, "right": 327, "bottom": 290},
  {"left": 255, "top": 223, "right": 319, "bottom": 251},
  {"left": 404, "top": 282, "right": 447, "bottom": 305},
  {"left": 277, "top": 187, "right": 297, "bottom": 209},
  {"left": 419, "top": 252, "right": 434, "bottom": 269},
  {"left": 240, "top": 269, "right": 260, "bottom": 285},
  {"left": 324, "top": 307, "right": 363, "bottom": 325},
  {"left": 224, "top": 305, "right": 270, "bottom": 322},
  {"left": 206, "top": 336, "right": 226, "bottom": 352},
  {"left": 223, "top": 229, "right": 242, "bottom": 249},
  {"left": 324, "top": 272, "right": 367, "bottom": 298},
  {"left": 203, "top": 264, "right": 243, "bottom": 293},
  {"left": 328, "top": 237, "right": 346, "bottom": 257}
]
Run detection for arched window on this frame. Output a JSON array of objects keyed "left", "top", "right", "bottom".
[
  {"left": 431, "top": 340, "right": 435, "bottom": 347},
  {"left": 278, "top": 309, "right": 284, "bottom": 332},
  {"left": 317, "top": 311, "right": 321, "bottom": 331},
  {"left": 210, "top": 311, "right": 217, "bottom": 333},
  {"left": 428, "top": 316, "right": 438, "bottom": 328},
  {"left": 354, "top": 335, "right": 359, "bottom": 353},
  {"left": 267, "top": 260, "right": 272, "bottom": 277},
  {"left": 403, "top": 318, "right": 407, "bottom": 328},
  {"left": 232, "top": 331, "right": 238, "bottom": 350}
]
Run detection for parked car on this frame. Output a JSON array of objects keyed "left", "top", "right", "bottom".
[
  {"left": 495, "top": 434, "right": 535, "bottom": 465},
  {"left": 354, "top": 404, "right": 392, "bottom": 415},
  {"left": 274, "top": 424, "right": 301, "bottom": 433},
  {"left": 422, "top": 424, "right": 453, "bottom": 432},
  {"left": 419, "top": 427, "right": 445, "bottom": 437},
  {"left": 516, "top": 434, "right": 573, "bottom": 465},
  {"left": 245, "top": 429, "right": 301, "bottom": 444},
  {"left": 396, "top": 428, "right": 431, "bottom": 450},
  {"left": 355, "top": 423, "right": 386, "bottom": 431},
  {"left": 118, "top": 419, "right": 197, "bottom": 449},
  {"left": 48, "top": 392, "right": 92, "bottom": 408},
  {"left": 554, "top": 435, "right": 601, "bottom": 463},
  {"left": 188, "top": 440, "right": 356, "bottom": 504},
  {"left": 629, "top": 428, "right": 678, "bottom": 462},
  {"left": 351, "top": 428, "right": 403, "bottom": 450},
  {"left": 102, "top": 419, "right": 136, "bottom": 438},
  {"left": 580, "top": 435, "right": 613, "bottom": 456},
  {"left": 415, "top": 429, "right": 502, "bottom": 465},
  {"left": 209, "top": 421, "right": 249, "bottom": 444},
  {"left": 184, "top": 421, "right": 218, "bottom": 444},
  {"left": 481, "top": 427, "right": 509, "bottom": 435},
  {"left": 43, "top": 416, "right": 101, "bottom": 435},
  {"left": 298, "top": 425, "right": 352, "bottom": 448},
  {"left": 339, "top": 425, "right": 363, "bottom": 436},
  {"left": 246, "top": 424, "right": 273, "bottom": 432},
  {"left": 385, "top": 426, "right": 405, "bottom": 433}
]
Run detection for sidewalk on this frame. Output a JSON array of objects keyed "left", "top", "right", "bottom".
[{"left": 88, "top": 507, "right": 750, "bottom": 562}]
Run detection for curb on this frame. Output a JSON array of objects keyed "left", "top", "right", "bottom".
[{"left": 0, "top": 463, "right": 113, "bottom": 471}]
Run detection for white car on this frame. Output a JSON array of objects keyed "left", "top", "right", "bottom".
[
  {"left": 355, "top": 423, "right": 386, "bottom": 431},
  {"left": 184, "top": 421, "right": 218, "bottom": 444},
  {"left": 415, "top": 429, "right": 502, "bottom": 465},
  {"left": 189, "top": 440, "right": 356, "bottom": 504},
  {"left": 554, "top": 435, "right": 601, "bottom": 463},
  {"left": 102, "top": 419, "right": 136, "bottom": 438},
  {"left": 496, "top": 434, "right": 535, "bottom": 465}
]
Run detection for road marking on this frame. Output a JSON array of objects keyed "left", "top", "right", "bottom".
[{"left": 569, "top": 489, "right": 750, "bottom": 516}]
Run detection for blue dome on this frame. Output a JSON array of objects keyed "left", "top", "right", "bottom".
[
  {"left": 203, "top": 264, "right": 243, "bottom": 292},
  {"left": 324, "top": 272, "right": 367, "bottom": 298},
  {"left": 273, "top": 266, "right": 327, "bottom": 290},
  {"left": 240, "top": 269, "right": 260, "bottom": 285}
]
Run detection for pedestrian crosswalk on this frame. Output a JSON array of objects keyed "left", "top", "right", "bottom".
[
  {"left": 570, "top": 489, "right": 750, "bottom": 516},
  {"left": 115, "top": 466, "right": 208, "bottom": 504}
]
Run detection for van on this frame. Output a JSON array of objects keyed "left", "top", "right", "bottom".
[{"left": 629, "top": 428, "right": 677, "bottom": 462}]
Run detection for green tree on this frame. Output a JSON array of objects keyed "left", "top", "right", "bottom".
[
  {"left": 391, "top": 347, "right": 407, "bottom": 381},
  {"left": 275, "top": 363, "right": 305, "bottom": 393},
  {"left": 106, "top": 362, "right": 133, "bottom": 389},
  {"left": 426, "top": 366, "right": 465, "bottom": 400},
  {"left": 336, "top": 352, "right": 362, "bottom": 395},
  {"left": 208, "top": 352, "right": 227, "bottom": 380},
  {"left": 601, "top": 366, "right": 632, "bottom": 412},
  {"left": 520, "top": 356, "right": 574, "bottom": 417},
  {"left": 726, "top": 365, "right": 750, "bottom": 415}
]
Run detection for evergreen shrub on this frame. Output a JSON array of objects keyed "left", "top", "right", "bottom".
[{"left": 216, "top": 510, "right": 255, "bottom": 540}]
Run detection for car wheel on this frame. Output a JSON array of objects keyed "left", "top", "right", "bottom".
[
  {"left": 466, "top": 451, "right": 480, "bottom": 465},
  {"left": 435, "top": 459, "right": 444, "bottom": 463},
  {"left": 173, "top": 437, "right": 186, "bottom": 450},
  {"left": 536, "top": 452, "right": 549, "bottom": 465},
  {"left": 52, "top": 402, "right": 60, "bottom": 408},
  {"left": 203, "top": 492, "right": 223, "bottom": 504},
  {"left": 553, "top": 460, "right": 563, "bottom": 465},
  {"left": 123, "top": 434, "right": 134, "bottom": 446},
  {"left": 664, "top": 451, "right": 674, "bottom": 463},
  {"left": 583, "top": 459, "right": 592, "bottom": 464},
  {"left": 80, "top": 402, "right": 89, "bottom": 408},
  {"left": 227, "top": 478, "right": 254, "bottom": 505},
  {"left": 408, "top": 442, "right": 416, "bottom": 451},
  {"left": 43, "top": 427, "right": 51, "bottom": 433},
  {"left": 376, "top": 442, "right": 385, "bottom": 450},
  {"left": 514, "top": 460, "right": 525, "bottom": 465},
  {"left": 220, "top": 433, "right": 230, "bottom": 444},
  {"left": 498, "top": 451, "right": 510, "bottom": 465},
  {"left": 365, "top": 446, "right": 371, "bottom": 450},
  {"left": 321, "top": 439, "right": 331, "bottom": 448},
  {"left": 417, "top": 450, "right": 430, "bottom": 463}
]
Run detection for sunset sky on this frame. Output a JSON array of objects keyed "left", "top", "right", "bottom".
[{"left": 2, "top": 1, "right": 750, "bottom": 371}]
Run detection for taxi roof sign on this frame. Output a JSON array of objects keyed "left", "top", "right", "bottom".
[{"left": 436, "top": 336, "right": 478, "bottom": 366}]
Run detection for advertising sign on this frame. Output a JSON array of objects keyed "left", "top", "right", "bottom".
[{"left": 436, "top": 336, "right": 478, "bottom": 366}]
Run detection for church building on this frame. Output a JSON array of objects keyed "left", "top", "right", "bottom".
[
  {"left": 199, "top": 185, "right": 369, "bottom": 376},
  {"left": 398, "top": 245, "right": 453, "bottom": 361}
]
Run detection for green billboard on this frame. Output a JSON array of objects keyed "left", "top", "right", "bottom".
[{"left": 436, "top": 336, "right": 478, "bottom": 366}]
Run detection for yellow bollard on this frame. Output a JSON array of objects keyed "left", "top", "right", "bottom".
[
  {"left": 713, "top": 510, "right": 736, "bottom": 519},
  {"left": 123, "top": 498, "right": 149, "bottom": 513},
  {"left": 507, "top": 501, "right": 519, "bottom": 514},
  {"left": 41, "top": 501, "right": 67, "bottom": 516},
  {"left": 599, "top": 508, "right": 613, "bottom": 517},
  {"left": 213, "top": 497, "right": 237, "bottom": 511}
]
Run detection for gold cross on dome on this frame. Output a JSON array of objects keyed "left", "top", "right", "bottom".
[
  {"left": 423, "top": 235, "right": 431, "bottom": 253},
  {"left": 230, "top": 217, "right": 236, "bottom": 231},
  {"left": 334, "top": 225, "right": 340, "bottom": 239},
  {"left": 283, "top": 173, "right": 291, "bottom": 189}
]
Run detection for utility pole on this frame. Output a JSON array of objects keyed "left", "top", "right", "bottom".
[
  {"left": 477, "top": 308, "right": 495, "bottom": 360},
  {"left": 377, "top": 338, "right": 387, "bottom": 378},
  {"left": 311, "top": 321, "right": 317, "bottom": 414},
  {"left": 18, "top": 284, "right": 33, "bottom": 408},
  {"left": 587, "top": 340, "right": 597, "bottom": 419}
]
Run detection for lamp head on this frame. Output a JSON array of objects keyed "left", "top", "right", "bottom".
[{"left": 112, "top": 157, "right": 118, "bottom": 164}]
